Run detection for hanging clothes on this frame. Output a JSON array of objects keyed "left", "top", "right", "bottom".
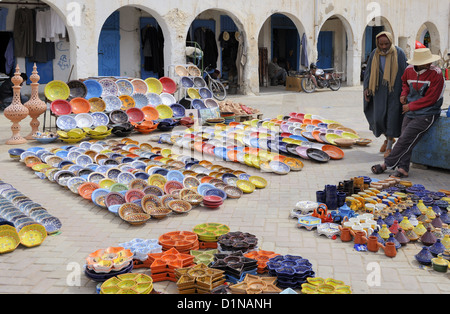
[
  {"left": 4, "top": 36, "right": 14, "bottom": 75},
  {"left": 219, "top": 31, "right": 239, "bottom": 76},
  {"left": 32, "top": 9, "right": 55, "bottom": 63},
  {"left": 14, "top": 8, "right": 34, "bottom": 58},
  {"left": 141, "top": 25, "right": 164, "bottom": 77},
  {"left": 36, "top": 8, "right": 66, "bottom": 43},
  {"left": 194, "top": 27, "right": 218, "bottom": 69},
  {"left": 0, "top": 7, "right": 9, "bottom": 31},
  {"left": 300, "top": 33, "right": 309, "bottom": 68}
]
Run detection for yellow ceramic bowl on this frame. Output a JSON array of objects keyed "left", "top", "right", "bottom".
[
  {"left": 249, "top": 176, "right": 267, "bottom": 189},
  {"left": 236, "top": 180, "right": 256, "bottom": 194},
  {"left": 156, "top": 105, "right": 173, "bottom": 119},
  {"left": 145, "top": 78, "right": 163, "bottom": 94}
]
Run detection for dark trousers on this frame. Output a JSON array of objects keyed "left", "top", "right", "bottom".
[{"left": 385, "top": 114, "right": 438, "bottom": 172}]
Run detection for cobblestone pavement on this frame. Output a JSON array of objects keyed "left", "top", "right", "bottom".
[{"left": 0, "top": 85, "right": 449, "bottom": 294}]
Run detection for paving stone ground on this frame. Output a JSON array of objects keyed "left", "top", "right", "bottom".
[{"left": 0, "top": 85, "right": 449, "bottom": 294}]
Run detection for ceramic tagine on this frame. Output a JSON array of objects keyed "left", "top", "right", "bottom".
[
  {"left": 431, "top": 254, "right": 449, "bottom": 273},
  {"left": 24, "top": 64, "right": 47, "bottom": 140},
  {"left": 4, "top": 65, "right": 29, "bottom": 145},
  {"left": 429, "top": 239, "right": 446, "bottom": 257},
  {"left": 415, "top": 246, "right": 434, "bottom": 265},
  {"left": 420, "top": 227, "right": 437, "bottom": 246}
]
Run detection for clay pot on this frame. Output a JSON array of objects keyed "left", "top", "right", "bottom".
[
  {"left": 380, "top": 242, "right": 397, "bottom": 258},
  {"left": 351, "top": 230, "right": 367, "bottom": 245},
  {"left": 367, "top": 236, "right": 383, "bottom": 253},
  {"left": 338, "top": 226, "right": 353, "bottom": 242}
]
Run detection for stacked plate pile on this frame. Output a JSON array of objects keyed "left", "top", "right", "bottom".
[
  {"left": 146, "top": 247, "right": 195, "bottom": 282},
  {"left": 100, "top": 273, "right": 154, "bottom": 294},
  {"left": 118, "top": 238, "right": 163, "bottom": 269},
  {"left": 84, "top": 246, "right": 134, "bottom": 282},
  {"left": 244, "top": 250, "right": 281, "bottom": 274},
  {"left": 266, "top": 255, "right": 315, "bottom": 289},
  {"left": 193, "top": 222, "right": 230, "bottom": 249},
  {"left": 209, "top": 251, "right": 259, "bottom": 284},
  {"left": 158, "top": 230, "right": 199, "bottom": 254},
  {"left": 175, "top": 263, "right": 226, "bottom": 294},
  {"left": 217, "top": 231, "right": 258, "bottom": 253}
]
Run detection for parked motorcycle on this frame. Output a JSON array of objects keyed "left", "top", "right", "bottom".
[{"left": 300, "top": 63, "right": 342, "bottom": 93}]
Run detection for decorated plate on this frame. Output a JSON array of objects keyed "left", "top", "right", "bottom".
[
  {"left": 142, "top": 106, "right": 159, "bottom": 121},
  {"left": 187, "top": 88, "right": 201, "bottom": 99},
  {"left": 103, "top": 95, "right": 122, "bottom": 112},
  {"left": 199, "top": 87, "right": 213, "bottom": 99},
  {"left": 306, "top": 148, "right": 331, "bottom": 163},
  {"left": 75, "top": 113, "right": 94, "bottom": 128},
  {"left": 83, "top": 79, "right": 103, "bottom": 99},
  {"left": 159, "top": 93, "right": 176, "bottom": 106},
  {"left": 40, "top": 216, "right": 62, "bottom": 234},
  {"left": 132, "top": 79, "right": 149, "bottom": 94},
  {"left": 236, "top": 180, "right": 256, "bottom": 194},
  {"left": 69, "top": 98, "right": 91, "bottom": 114},
  {"left": 156, "top": 105, "right": 173, "bottom": 119},
  {"left": 283, "top": 157, "right": 304, "bottom": 171},
  {"left": 269, "top": 161, "right": 290, "bottom": 175},
  {"left": 0, "top": 225, "right": 20, "bottom": 254},
  {"left": 56, "top": 115, "right": 77, "bottom": 130},
  {"left": 88, "top": 97, "right": 106, "bottom": 113},
  {"left": 170, "top": 104, "right": 186, "bottom": 118},
  {"left": 146, "top": 93, "right": 162, "bottom": 107},
  {"left": 192, "top": 99, "right": 206, "bottom": 110},
  {"left": 119, "top": 95, "right": 135, "bottom": 110},
  {"left": 159, "top": 77, "right": 177, "bottom": 94},
  {"left": 91, "top": 112, "right": 110, "bottom": 127},
  {"left": 44, "top": 80, "right": 70, "bottom": 101},
  {"left": 145, "top": 78, "right": 163, "bottom": 94},
  {"left": 132, "top": 93, "right": 149, "bottom": 109},
  {"left": 18, "top": 223, "right": 47, "bottom": 247},
  {"left": 67, "top": 80, "right": 88, "bottom": 99},
  {"left": 116, "top": 79, "right": 134, "bottom": 96},
  {"left": 181, "top": 76, "right": 194, "bottom": 88},
  {"left": 99, "top": 78, "right": 119, "bottom": 97}
]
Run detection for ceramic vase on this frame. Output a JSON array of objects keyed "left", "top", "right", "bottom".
[
  {"left": 3, "top": 65, "right": 29, "bottom": 145},
  {"left": 421, "top": 228, "right": 437, "bottom": 246},
  {"left": 429, "top": 239, "right": 446, "bottom": 256},
  {"left": 395, "top": 228, "right": 410, "bottom": 246},
  {"left": 24, "top": 63, "right": 47, "bottom": 140},
  {"left": 325, "top": 185, "right": 337, "bottom": 210}
]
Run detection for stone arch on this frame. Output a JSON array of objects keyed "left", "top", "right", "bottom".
[
  {"left": 256, "top": 12, "right": 308, "bottom": 88},
  {"left": 316, "top": 14, "right": 356, "bottom": 83},
  {"left": 184, "top": 8, "right": 247, "bottom": 94},
  {"left": 96, "top": 4, "right": 170, "bottom": 78},
  {"left": 416, "top": 21, "right": 441, "bottom": 55}
]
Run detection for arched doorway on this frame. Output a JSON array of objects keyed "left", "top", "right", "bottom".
[
  {"left": 98, "top": 6, "right": 165, "bottom": 79},
  {"left": 317, "top": 14, "right": 354, "bottom": 83},
  {"left": 186, "top": 9, "right": 245, "bottom": 95},
  {"left": 416, "top": 22, "right": 440, "bottom": 54},
  {"left": 362, "top": 16, "right": 394, "bottom": 63},
  {"left": 257, "top": 13, "right": 305, "bottom": 87}
]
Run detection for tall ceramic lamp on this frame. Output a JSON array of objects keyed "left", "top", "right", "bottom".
[
  {"left": 4, "top": 65, "right": 29, "bottom": 145},
  {"left": 24, "top": 63, "right": 47, "bottom": 139}
]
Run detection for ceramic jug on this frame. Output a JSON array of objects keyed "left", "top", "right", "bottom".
[
  {"left": 367, "top": 236, "right": 382, "bottom": 253},
  {"left": 380, "top": 242, "right": 397, "bottom": 258}
]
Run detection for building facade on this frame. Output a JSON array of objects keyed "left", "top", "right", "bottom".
[{"left": 1, "top": 0, "right": 449, "bottom": 95}]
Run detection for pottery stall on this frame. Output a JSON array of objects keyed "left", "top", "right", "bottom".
[
  {"left": 290, "top": 175, "right": 450, "bottom": 267},
  {"left": 37, "top": 64, "right": 261, "bottom": 145},
  {"left": 9, "top": 138, "right": 271, "bottom": 225},
  {"left": 0, "top": 180, "right": 62, "bottom": 254}
]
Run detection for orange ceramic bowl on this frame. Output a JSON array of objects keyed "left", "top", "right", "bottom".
[
  {"left": 70, "top": 97, "right": 91, "bottom": 114},
  {"left": 141, "top": 105, "right": 159, "bottom": 121}
]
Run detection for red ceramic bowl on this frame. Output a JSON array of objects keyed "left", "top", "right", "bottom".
[
  {"left": 51, "top": 99, "right": 72, "bottom": 116},
  {"left": 126, "top": 107, "right": 145, "bottom": 123},
  {"left": 159, "top": 77, "right": 177, "bottom": 94},
  {"left": 203, "top": 195, "right": 223, "bottom": 203}
]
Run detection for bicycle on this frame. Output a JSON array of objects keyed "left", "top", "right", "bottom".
[{"left": 203, "top": 66, "right": 227, "bottom": 101}]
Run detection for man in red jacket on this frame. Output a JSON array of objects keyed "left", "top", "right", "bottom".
[{"left": 371, "top": 48, "right": 445, "bottom": 178}]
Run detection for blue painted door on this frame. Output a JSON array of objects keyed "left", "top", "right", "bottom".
[
  {"left": 98, "top": 11, "right": 120, "bottom": 77},
  {"left": 317, "top": 31, "right": 333, "bottom": 69},
  {"left": 25, "top": 58, "right": 53, "bottom": 84}
]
